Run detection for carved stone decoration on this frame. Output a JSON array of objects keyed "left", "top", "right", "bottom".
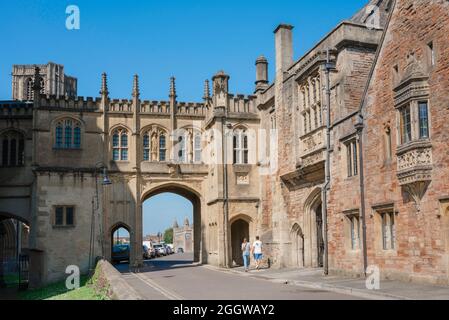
[
  {"left": 301, "top": 150, "right": 325, "bottom": 168},
  {"left": 397, "top": 146, "right": 432, "bottom": 172},
  {"left": 397, "top": 142, "right": 433, "bottom": 212},
  {"left": 168, "top": 163, "right": 181, "bottom": 178},
  {"left": 236, "top": 173, "right": 249, "bottom": 185},
  {"left": 303, "top": 135, "right": 315, "bottom": 152},
  {"left": 187, "top": 129, "right": 194, "bottom": 163},
  {"left": 151, "top": 131, "right": 158, "bottom": 161},
  {"left": 212, "top": 71, "right": 229, "bottom": 108},
  {"left": 403, "top": 181, "right": 430, "bottom": 213}
]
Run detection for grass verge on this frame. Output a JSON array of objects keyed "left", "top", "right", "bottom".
[{"left": 19, "top": 264, "right": 110, "bottom": 300}]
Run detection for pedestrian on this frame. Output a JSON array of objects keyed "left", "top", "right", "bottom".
[
  {"left": 251, "top": 236, "right": 263, "bottom": 270},
  {"left": 241, "top": 238, "right": 251, "bottom": 272}
]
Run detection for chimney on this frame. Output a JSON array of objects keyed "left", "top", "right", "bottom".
[
  {"left": 255, "top": 55, "right": 269, "bottom": 93},
  {"left": 274, "top": 24, "right": 294, "bottom": 75}
]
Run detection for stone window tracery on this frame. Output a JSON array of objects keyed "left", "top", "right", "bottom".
[
  {"left": 299, "top": 74, "right": 322, "bottom": 135},
  {"left": 345, "top": 138, "right": 358, "bottom": 177},
  {"left": 112, "top": 128, "right": 128, "bottom": 161},
  {"left": 344, "top": 211, "right": 360, "bottom": 251},
  {"left": 233, "top": 128, "right": 248, "bottom": 165},
  {"left": 381, "top": 211, "right": 395, "bottom": 250},
  {"left": 398, "top": 100, "right": 430, "bottom": 146},
  {"left": 143, "top": 127, "right": 168, "bottom": 162},
  {"left": 174, "top": 128, "right": 202, "bottom": 163},
  {"left": 54, "top": 119, "right": 81, "bottom": 149},
  {"left": 26, "top": 78, "right": 33, "bottom": 100},
  {"left": 0, "top": 130, "right": 25, "bottom": 167},
  {"left": 25, "top": 77, "right": 45, "bottom": 100}
]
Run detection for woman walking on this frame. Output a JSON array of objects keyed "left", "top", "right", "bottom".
[{"left": 241, "top": 238, "right": 251, "bottom": 272}]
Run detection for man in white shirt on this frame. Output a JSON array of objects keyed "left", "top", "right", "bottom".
[{"left": 251, "top": 236, "right": 263, "bottom": 270}]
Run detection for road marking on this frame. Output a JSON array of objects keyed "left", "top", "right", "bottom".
[{"left": 131, "top": 272, "right": 184, "bottom": 300}]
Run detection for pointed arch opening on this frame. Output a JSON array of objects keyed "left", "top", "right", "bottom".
[{"left": 141, "top": 183, "right": 203, "bottom": 264}]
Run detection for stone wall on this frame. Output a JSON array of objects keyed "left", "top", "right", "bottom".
[{"left": 359, "top": 0, "right": 449, "bottom": 284}]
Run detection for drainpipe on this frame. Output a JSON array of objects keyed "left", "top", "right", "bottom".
[
  {"left": 353, "top": 0, "right": 397, "bottom": 277},
  {"left": 355, "top": 115, "right": 368, "bottom": 276},
  {"left": 322, "top": 48, "right": 335, "bottom": 276},
  {"left": 222, "top": 119, "right": 231, "bottom": 268}
]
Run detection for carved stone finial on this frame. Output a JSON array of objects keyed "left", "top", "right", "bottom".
[
  {"left": 203, "top": 79, "right": 210, "bottom": 101},
  {"left": 100, "top": 72, "right": 109, "bottom": 96},
  {"left": 212, "top": 70, "right": 230, "bottom": 96},
  {"left": 132, "top": 74, "right": 140, "bottom": 98},
  {"left": 169, "top": 76, "right": 177, "bottom": 99},
  {"left": 32, "top": 67, "right": 42, "bottom": 91}
]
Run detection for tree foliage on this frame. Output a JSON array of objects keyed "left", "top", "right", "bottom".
[{"left": 163, "top": 227, "right": 173, "bottom": 244}]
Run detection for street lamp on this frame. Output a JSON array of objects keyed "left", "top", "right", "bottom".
[
  {"left": 101, "top": 167, "right": 112, "bottom": 186},
  {"left": 88, "top": 162, "right": 112, "bottom": 274}
]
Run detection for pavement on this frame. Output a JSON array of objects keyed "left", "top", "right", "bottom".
[
  {"left": 204, "top": 265, "right": 449, "bottom": 300},
  {"left": 114, "top": 253, "right": 361, "bottom": 300}
]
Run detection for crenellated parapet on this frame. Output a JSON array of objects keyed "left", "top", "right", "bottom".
[
  {"left": 228, "top": 94, "right": 257, "bottom": 114},
  {"left": 177, "top": 102, "right": 207, "bottom": 116},
  {"left": 38, "top": 94, "right": 101, "bottom": 110},
  {"left": 140, "top": 101, "right": 171, "bottom": 114},
  {"left": 0, "top": 101, "right": 34, "bottom": 117},
  {"left": 109, "top": 99, "right": 133, "bottom": 112}
]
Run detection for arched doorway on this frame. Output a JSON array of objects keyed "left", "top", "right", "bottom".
[
  {"left": 315, "top": 204, "right": 324, "bottom": 268},
  {"left": 110, "top": 223, "right": 131, "bottom": 265},
  {"left": 141, "top": 184, "right": 202, "bottom": 264},
  {"left": 0, "top": 214, "right": 30, "bottom": 288},
  {"left": 303, "top": 188, "right": 324, "bottom": 268},
  {"left": 230, "top": 219, "right": 249, "bottom": 267},
  {"left": 291, "top": 223, "right": 304, "bottom": 268}
]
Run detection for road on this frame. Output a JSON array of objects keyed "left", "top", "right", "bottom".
[{"left": 114, "top": 253, "right": 362, "bottom": 300}]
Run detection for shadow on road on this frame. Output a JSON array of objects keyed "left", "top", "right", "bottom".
[{"left": 114, "top": 253, "right": 197, "bottom": 274}]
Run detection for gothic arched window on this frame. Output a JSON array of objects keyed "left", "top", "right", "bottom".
[
  {"left": 177, "top": 135, "right": 186, "bottom": 162},
  {"left": 0, "top": 131, "right": 25, "bottom": 167},
  {"left": 159, "top": 134, "right": 166, "bottom": 162},
  {"left": 26, "top": 78, "right": 33, "bottom": 100},
  {"left": 143, "top": 133, "right": 150, "bottom": 161},
  {"left": 142, "top": 128, "right": 168, "bottom": 162},
  {"left": 39, "top": 78, "right": 45, "bottom": 95},
  {"left": 54, "top": 119, "right": 81, "bottom": 149},
  {"left": 194, "top": 133, "right": 202, "bottom": 163},
  {"left": 25, "top": 77, "right": 45, "bottom": 100},
  {"left": 233, "top": 128, "right": 248, "bottom": 164},
  {"left": 112, "top": 128, "right": 128, "bottom": 161}
]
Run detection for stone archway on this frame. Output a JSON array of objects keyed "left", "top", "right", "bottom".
[
  {"left": 0, "top": 213, "right": 30, "bottom": 288},
  {"left": 109, "top": 222, "right": 132, "bottom": 264},
  {"left": 290, "top": 223, "right": 304, "bottom": 268},
  {"left": 230, "top": 219, "right": 250, "bottom": 267},
  {"left": 141, "top": 183, "right": 203, "bottom": 265},
  {"left": 303, "top": 188, "right": 323, "bottom": 268}
]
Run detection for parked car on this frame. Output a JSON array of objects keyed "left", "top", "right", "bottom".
[
  {"left": 112, "top": 244, "right": 130, "bottom": 263},
  {"left": 177, "top": 247, "right": 184, "bottom": 254},
  {"left": 143, "top": 245, "right": 151, "bottom": 260},
  {"left": 153, "top": 244, "right": 167, "bottom": 256}
]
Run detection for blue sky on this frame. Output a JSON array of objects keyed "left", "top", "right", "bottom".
[
  {"left": 143, "top": 193, "right": 192, "bottom": 236},
  {"left": 0, "top": 0, "right": 368, "bottom": 102},
  {"left": 1, "top": 1, "right": 368, "bottom": 236},
  {"left": 113, "top": 193, "right": 192, "bottom": 239}
]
